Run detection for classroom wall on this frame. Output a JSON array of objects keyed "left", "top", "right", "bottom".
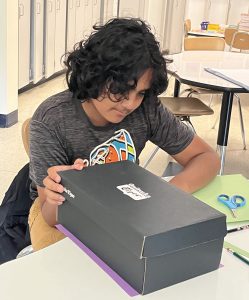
[{"left": 0, "top": 0, "right": 18, "bottom": 118}]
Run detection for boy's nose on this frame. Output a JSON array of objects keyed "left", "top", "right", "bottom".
[{"left": 121, "top": 91, "right": 139, "bottom": 110}]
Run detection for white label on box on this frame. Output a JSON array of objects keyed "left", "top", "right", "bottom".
[{"left": 116, "top": 183, "right": 151, "bottom": 200}]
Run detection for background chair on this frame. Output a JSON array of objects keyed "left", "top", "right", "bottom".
[
  {"left": 144, "top": 38, "right": 224, "bottom": 172},
  {"left": 143, "top": 97, "right": 214, "bottom": 170},
  {"left": 231, "top": 31, "right": 249, "bottom": 51},
  {"left": 16, "top": 118, "right": 33, "bottom": 259},
  {"left": 22, "top": 118, "right": 31, "bottom": 157},
  {"left": 184, "top": 19, "right": 191, "bottom": 37},
  {"left": 224, "top": 28, "right": 238, "bottom": 49},
  {"left": 224, "top": 28, "right": 249, "bottom": 52},
  {"left": 182, "top": 36, "right": 225, "bottom": 97}
]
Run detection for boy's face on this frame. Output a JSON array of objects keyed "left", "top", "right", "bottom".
[{"left": 82, "top": 69, "right": 153, "bottom": 126}]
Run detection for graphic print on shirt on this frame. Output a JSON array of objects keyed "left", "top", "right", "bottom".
[{"left": 83, "top": 129, "right": 136, "bottom": 166}]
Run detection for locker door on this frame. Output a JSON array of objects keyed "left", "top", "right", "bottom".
[
  {"left": 54, "top": 0, "right": 67, "bottom": 73},
  {"left": 32, "top": 0, "right": 44, "bottom": 84},
  {"left": 75, "top": 0, "right": 92, "bottom": 43},
  {"left": 66, "top": 0, "right": 76, "bottom": 52},
  {"left": 185, "top": 0, "right": 206, "bottom": 29},
  {"left": 207, "top": 0, "right": 229, "bottom": 25},
  {"left": 45, "top": 0, "right": 56, "bottom": 78},
  {"left": 75, "top": 0, "right": 85, "bottom": 43},
  {"left": 18, "top": 0, "right": 31, "bottom": 88},
  {"left": 143, "top": 0, "right": 167, "bottom": 46},
  {"left": 163, "top": 0, "right": 186, "bottom": 54},
  {"left": 119, "top": 0, "right": 145, "bottom": 18},
  {"left": 228, "top": 0, "right": 249, "bottom": 26},
  {"left": 92, "top": 0, "right": 101, "bottom": 25},
  {"left": 83, "top": 0, "right": 93, "bottom": 36},
  {"left": 102, "top": 0, "right": 118, "bottom": 23}
]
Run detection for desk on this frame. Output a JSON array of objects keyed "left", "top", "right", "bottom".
[
  {"left": 167, "top": 51, "right": 249, "bottom": 174},
  {"left": 188, "top": 30, "right": 224, "bottom": 38},
  {"left": 0, "top": 235, "right": 248, "bottom": 300}
]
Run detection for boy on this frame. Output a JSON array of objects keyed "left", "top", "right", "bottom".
[{"left": 29, "top": 18, "right": 220, "bottom": 250}]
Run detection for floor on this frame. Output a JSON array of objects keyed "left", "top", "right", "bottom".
[{"left": 0, "top": 75, "right": 249, "bottom": 203}]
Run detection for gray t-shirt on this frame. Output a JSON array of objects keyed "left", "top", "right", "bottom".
[{"left": 29, "top": 90, "right": 194, "bottom": 188}]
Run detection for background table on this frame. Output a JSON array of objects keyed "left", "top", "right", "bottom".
[
  {"left": 167, "top": 51, "right": 249, "bottom": 174},
  {"left": 188, "top": 30, "right": 224, "bottom": 38}
]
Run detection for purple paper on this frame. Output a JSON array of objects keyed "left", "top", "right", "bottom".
[{"left": 56, "top": 224, "right": 139, "bottom": 297}]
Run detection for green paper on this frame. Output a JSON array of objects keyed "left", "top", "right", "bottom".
[
  {"left": 193, "top": 174, "right": 249, "bottom": 223},
  {"left": 223, "top": 241, "right": 249, "bottom": 259}
]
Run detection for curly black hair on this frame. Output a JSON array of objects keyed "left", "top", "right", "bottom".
[{"left": 64, "top": 18, "right": 169, "bottom": 102}]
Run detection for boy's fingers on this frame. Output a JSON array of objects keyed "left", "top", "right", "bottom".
[
  {"left": 47, "top": 165, "right": 75, "bottom": 182},
  {"left": 43, "top": 177, "right": 64, "bottom": 193},
  {"left": 74, "top": 158, "right": 88, "bottom": 169},
  {"left": 45, "top": 189, "right": 65, "bottom": 205}
]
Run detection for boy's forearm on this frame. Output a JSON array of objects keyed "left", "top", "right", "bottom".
[{"left": 169, "top": 152, "right": 220, "bottom": 194}]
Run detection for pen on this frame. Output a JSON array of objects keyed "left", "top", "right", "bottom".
[
  {"left": 227, "top": 225, "right": 249, "bottom": 233},
  {"left": 227, "top": 248, "right": 249, "bottom": 266}
]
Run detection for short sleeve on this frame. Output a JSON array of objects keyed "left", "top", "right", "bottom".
[
  {"left": 146, "top": 100, "right": 194, "bottom": 155},
  {"left": 29, "top": 120, "right": 69, "bottom": 187}
]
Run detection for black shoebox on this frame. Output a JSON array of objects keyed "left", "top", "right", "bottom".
[{"left": 58, "top": 161, "right": 226, "bottom": 295}]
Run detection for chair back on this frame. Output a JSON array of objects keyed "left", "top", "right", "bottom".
[
  {"left": 184, "top": 19, "right": 191, "bottom": 37},
  {"left": 231, "top": 31, "right": 249, "bottom": 51},
  {"left": 224, "top": 28, "right": 237, "bottom": 46},
  {"left": 184, "top": 37, "right": 225, "bottom": 51},
  {"left": 22, "top": 118, "right": 31, "bottom": 157}
]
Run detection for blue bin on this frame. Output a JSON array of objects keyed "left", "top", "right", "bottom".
[{"left": 201, "top": 21, "right": 209, "bottom": 30}]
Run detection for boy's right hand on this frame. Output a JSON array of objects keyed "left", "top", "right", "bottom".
[{"left": 42, "top": 159, "right": 86, "bottom": 206}]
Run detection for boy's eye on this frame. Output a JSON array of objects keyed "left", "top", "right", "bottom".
[{"left": 139, "top": 91, "right": 146, "bottom": 97}]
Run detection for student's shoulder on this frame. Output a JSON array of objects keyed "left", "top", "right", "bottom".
[
  {"left": 140, "top": 94, "right": 165, "bottom": 115},
  {"left": 32, "top": 90, "right": 74, "bottom": 123}
]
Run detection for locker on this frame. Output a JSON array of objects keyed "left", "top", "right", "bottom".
[
  {"left": 31, "top": 0, "right": 44, "bottom": 84},
  {"left": 54, "top": 0, "right": 67, "bottom": 73},
  {"left": 75, "top": 0, "right": 93, "bottom": 43},
  {"left": 44, "top": 0, "right": 66, "bottom": 78},
  {"left": 92, "top": 0, "right": 101, "bottom": 26},
  {"left": 66, "top": 0, "right": 76, "bottom": 52},
  {"left": 185, "top": 0, "right": 207, "bottom": 29},
  {"left": 18, "top": 0, "right": 31, "bottom": 88},
  {"left": 45, "top": 0, "right": 56, "bottom": 78},
  {"left": 67, "top": 0, "right": 102, "bottom": 53},
  {"left": 119, "top": 0, "right": 145, "bottom": 19},
  {"left": 163, "top": 0, "right": 186, "bottom": 54},
  {"left": 143, "top": 0, "right": 167, "bottom": 46},
  {"left": 207, "top": 0, "right": 230, "bottom": 25},
  {"left": 102, "top": 0, "right": 119, "bottom": 23},
  {"left": 227, "top": 0, "right": 249, "bottom": 26}
]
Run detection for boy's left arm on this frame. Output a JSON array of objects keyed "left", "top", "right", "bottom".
[{"left": 169, "top": 135, "right": 220, "bottom": 193}]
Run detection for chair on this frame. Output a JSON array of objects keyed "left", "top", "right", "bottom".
[
  {"left": 224, "top": 28, "right": 238, "bottom": 48},
  {"left": 16, "top": 118, "right": 33, "bottom": 259},
  {"left": 182, "top": 36, "right": 225, "bottom": 98},
  {"left": 225, "top": 28, "right": 249, "bottom": 52},
  {"left": 182, "top": 37, "right": 225, "bottom": 97},
  {"left": 184, "top": 19, "right": 191, "bottom": 37},
  {"left": 142, "top": 97, "right": 214, "bottom": 170},
  {"left": 184, "top": 37, "right": 225, "bottom": 51},
  {"left": 143, "top": 38, "right": 222, "bottom": 171},
  {"left": 230, "top": 31, "right": 249, "bottom": 51},
  {"left": 22, "top": 118, "right": 31, "bottom": 157}
]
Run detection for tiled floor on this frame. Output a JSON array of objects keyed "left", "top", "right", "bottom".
[{"left": 0, "top": 75, "right": 249, "bottom": 203}]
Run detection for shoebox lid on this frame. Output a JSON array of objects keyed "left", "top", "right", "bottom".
[{"left": 58, "top": 161, "right": 227, "bottom": 259}]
